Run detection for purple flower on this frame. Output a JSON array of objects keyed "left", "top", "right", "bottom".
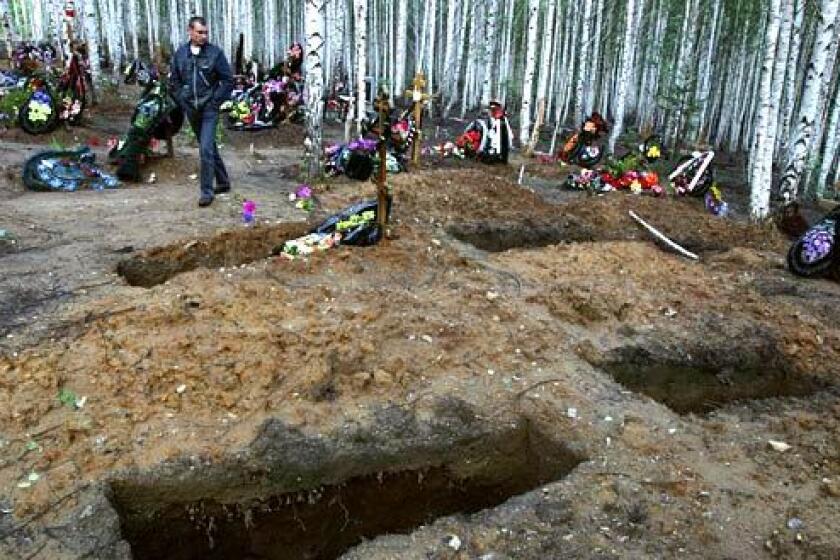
[
  {"left": 295, "top": 184, "right": 312, "bottom": 199},
  {"left": 349, "top": 138, "right": 377, "bottom": 153},
  {"left": 801, "top": 230, "right": 834, "bottom": 264}
]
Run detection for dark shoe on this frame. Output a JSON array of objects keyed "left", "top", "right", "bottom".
[
  {"left": 198, "top": 196, "right": 214, "bottom": 207},
  {"left": 214, "top": 184, "right": 231, "bottom": 195}
]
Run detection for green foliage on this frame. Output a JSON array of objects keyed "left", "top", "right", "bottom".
[
  {"left": 0, "top": 88, "right": 30, "bottom": 126},
  {"left": 604, "top": 153, "right": 643, "bottom": 177},
  {"left": 48, "top": 136, "right": 66, "bottom": 151},
  {"left": 57, "top": 388, "right": 77, "bottom": 408}
]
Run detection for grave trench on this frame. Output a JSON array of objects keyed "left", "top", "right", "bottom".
[
  {"left": 598, "top": 345, "right": 829, "bottom": 415},
  {"left": 116, "top": 221, "right": 310, "bottom": 287},
  {"left": 110, "top": 417, "right": 584, "bottom": 560},
  {"left": 445, "top": 218, "right": 595, "bottom": 253}
]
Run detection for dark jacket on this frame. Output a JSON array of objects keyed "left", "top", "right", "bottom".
[{"left": 169, "top": 42, "right": 233, "bottom": 114}]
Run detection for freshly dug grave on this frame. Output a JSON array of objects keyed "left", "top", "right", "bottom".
[
  {"left": 112, "top": 411, "right": 582, "bottom": 560},
  {"left": 117, "top": 221, "right": 310, "bottom": 287}
]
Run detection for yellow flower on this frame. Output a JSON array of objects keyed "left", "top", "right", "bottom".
[{"left": 647, "top": 145, "right": 661, "bottom": 159}]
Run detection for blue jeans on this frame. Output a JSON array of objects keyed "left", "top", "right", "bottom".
[{"left": 188, "top": 106, "right": 229, "bottom": 199}]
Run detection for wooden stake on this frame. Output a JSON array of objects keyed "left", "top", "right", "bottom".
[{"left": 374, "top": 89, "right": 391, "bottom": 236}]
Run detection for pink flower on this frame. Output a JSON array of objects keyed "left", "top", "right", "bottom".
[{"left": 295, "top": 184, "right": 312, "bottom": 198}]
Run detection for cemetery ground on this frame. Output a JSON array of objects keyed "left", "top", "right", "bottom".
[{"left": 1, "top": 102, "right": 840, "bottom": 560}]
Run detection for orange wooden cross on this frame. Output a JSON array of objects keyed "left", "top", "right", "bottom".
[{"left": 404, "top": 72, "right": 430, "bottom": 165}]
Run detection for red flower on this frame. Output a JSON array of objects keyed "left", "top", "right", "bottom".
[
  {"left": 640, "top": 171, "right": 659, "bottom": 189},
  {"left": 600, "top": 171, "right": 620, "bottom": 188},
  {"left": 456, "top": 130, "right": 482, "bottom": 153}
]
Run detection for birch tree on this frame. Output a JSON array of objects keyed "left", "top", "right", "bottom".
[
  {"left": 519, "top": 0, "right": 540, "bottom": 144},
  {"left": 778, "top": 0, "right": 839, "bottom": 202},
  {"left": 81, "top": 0, "right": 101, "bottom": 85},
  {"left": 778, "top": 0, "right": 804, "bottom": 156},
  {"left": 353, "top": 0, "right": 367, "bottom": 133},
  {"left": 0, "top": 0, "right": 13, "bottom": 59},
  {"left": 535, "top": 0, "right": 556, "bottom": 112},
  {"left": 574, "top": 0, "right": 593, "bottom": 123},
  {"left": 608, "top": 0, "right": 639, "bottom": 154},
  {"left": 749, "top": 0, "right": 782, "bottom": 220},
  {"left": 304, "top": 0, "right": 326, "bottom": 176},
  {"left": 498, "top": 0, "right": 514, "bottom": 105},
  {"left": 127, "top": 0, "right": 138, "bottom": 59},
  {"left": 442, "top": 0, "right": 457, "bottom": 102},
  {"left": 815, "top": 80, "right": 840, "bottom": 197},
  {"left": 424, "top": 0, "right": 437, "bottom": 111},
  {"left": 480, "top": 0, "right": 497, "bottom": 107}
]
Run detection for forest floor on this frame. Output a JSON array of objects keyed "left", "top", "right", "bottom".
[{"left": 1, "top": 96, "right": 840, "bottom": 560}]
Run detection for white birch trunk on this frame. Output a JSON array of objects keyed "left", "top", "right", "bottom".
[
  {"left": 0, "top": 0, "right": 13, "bottom": 59},
  {"left": 480, "top": 0, "right": 497, "bottom": 106},
  {"left": 169, "top": 0, "right": 179, "bottom": 54},
  {"left": 749, "top": 0, "right": 783, "bottom": 220},
  {"left": 574, "top": 0, "right": 592, "bottom": 122},
  {"left": 395, "top": 0, "right": 407, "bottom": 94},
  {"left": 145, "top": 0, "right": 154, "bottom": 59},
  {"left": 446, "top": 0, "right": 468, "bottom": 116},
  {"left": 499, "top": 0, "right": 513, "bottom": 105},
  {"left": 667, "top": 0, "right": 698, "bottom": 146},
  {"left": 816, "top": 80, "right": 840, "bottom": 196},
  {"left": 767, "top": 0, "right": 794, "bottom": 158},
  {"left": 442, "top": 0, "right": 456, "bottom": 102},
  {"left": 778, "top": 0, "right": 839, "bottom": 202},
  {"left": 82, "top": 0, "right": 101, "bottom": 84},
  {"left": 546, "top": 1, "right": 564, "bottom": 120},
  {"left": 417, "top": 0, "right": 428, "bottom": 76},
  {"left": 779, "top": 0, "right": 804, "bottom": 156},
  {"left": 810, "top": 7, "right": 840, "bottom": 164},
  {"left": 587, "top": 0, "right": 603, "bottom": 116},
  {"left": 244, "top": 0, "right": 253, "bottom": 61},
  {"left": 106, "top": 0, "right": 122, "bottom": 77},
  {"left": 535, "top": 0, "right": 556, "bottom": 111},
  {"left": 558, "top": 0, "right": 577, "bottom": 124},
  {"left": 353, "top": 0, "right": 367, "bottom": 133},
  {"left": 32, "top": 0, "right": 43, "bottom": 43},
  {"left": 608, "top": 0, "right": 638, "bottom": 154},
  {"left": 519, "top": 0, "right": 540, "bottom": 144},
  {"left": 127, "top": 0, "right": 138, "bottom": 58},
  {"left": 224, "top": 0, "right": 232, "bottom": 62},
  {"left": 696, "top": 0, "right": 721, "bottom": 140},
  {"left": 459, "top": 1, "right": 474, "bottom": 118},
  {"left": 425, "top": 0, "right": 437, "bottom": 112},
  {"left": 305, "top": 0, "right": 326, "bottom": 176}
]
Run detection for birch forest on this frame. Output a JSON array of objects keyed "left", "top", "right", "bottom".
[{"left": 2, "top": 0, "right": 840, "bottom": 217}]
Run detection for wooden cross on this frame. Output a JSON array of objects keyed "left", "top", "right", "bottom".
[
  {"left": 375, "top": 88, "right": 391, "bottom": 235},
  {"left": 404, "top": 72, "right": 430, "bottom": 165}
]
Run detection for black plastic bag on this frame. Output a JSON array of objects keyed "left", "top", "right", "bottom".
[{"left": 311, "top": 197, "right": 392, "bottom": 247}]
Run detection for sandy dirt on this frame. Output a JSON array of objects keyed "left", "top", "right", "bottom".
[{"left": 1, "top": 97, "right": 839, "bottom": 560}]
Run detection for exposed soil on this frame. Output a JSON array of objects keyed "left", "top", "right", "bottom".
[{"left": 1, "top": 95, "right": 840, "bottom": 560}]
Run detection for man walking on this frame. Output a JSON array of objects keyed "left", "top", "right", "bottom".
[{"left": 169, "top": 16, "right": 233, "bottom": 207}]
